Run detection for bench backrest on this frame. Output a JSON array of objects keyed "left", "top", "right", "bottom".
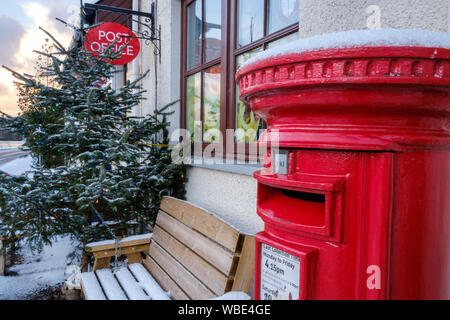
[{"left": 144, "top": 196, "right": 255, "bottom": 300}]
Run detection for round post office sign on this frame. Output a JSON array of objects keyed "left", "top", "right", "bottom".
[{"left": 85, "top": 22, "right": 141, "bottom": 65}]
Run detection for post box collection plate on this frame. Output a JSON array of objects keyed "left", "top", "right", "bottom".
[{"left": 260, "top": 243, "right": 300, "bottom": 300}]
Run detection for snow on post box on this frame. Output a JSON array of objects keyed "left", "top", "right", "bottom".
[{"left": 237, "top": 29, "right": 450, "bottom": 300}]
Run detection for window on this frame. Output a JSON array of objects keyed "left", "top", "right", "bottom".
[
  {"left": 183, "top": 0, "right": 223, "bottom": 143},
  {"left": 181, "top": 0, "right": 299, "bottom": 155}
]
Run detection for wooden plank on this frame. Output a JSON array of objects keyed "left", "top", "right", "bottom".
[
  {"left": 152, "top": 226, "right": 231, "bottom": 296},
  {"left": 148, "top": 241, "right": 216, "bottom": 300},
  {"left": 160, "top": 197, "right": 241, "bottom": 252},
  {"left": 156, "top": 211, "right": 237, "bottom": 275},
  {"left": 128, "top": 263, "right": 171, "bottom": 300},
  {"left": 231, "top": 235, "right": 255, "bottom": 293},
  {"left": 88, "top": 236, "right": 151, "bottom": 253},
  {"left": 93, "top": 257, "right": 111, "bottom": 271},
  {"left": 80, "top": 272, "right": 107, "bottom": 300},
  {"left": 143, "top": 256, "right": 189, "bottom": 300},
  {"left": 115, "top": 267, "right": 150, "bottom": 300},
  {"left": 126, "top": 252, "right": 142, "bottom": 264},
  {"left": 96, "top": 269, "right": 128, "bottom": 300},
  {"left": 92, "top": 244, "right": 149, "bottom": 259}
]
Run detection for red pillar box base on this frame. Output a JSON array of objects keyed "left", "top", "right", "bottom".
[{"left": 237, "top": 44, "right": 450, "bottom": 300}]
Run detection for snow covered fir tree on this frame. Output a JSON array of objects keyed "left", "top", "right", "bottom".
[{"left": 0, "top": 21, "right": 186, "bottom": 269}]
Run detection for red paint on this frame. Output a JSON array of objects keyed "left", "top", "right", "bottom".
[
  {"left": 85, "top": 22, "right": 140, "bottom": 65},
  {"left": 237, "top": 46, "right": 450, "bottom": 300}
]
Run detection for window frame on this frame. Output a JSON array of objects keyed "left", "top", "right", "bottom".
[{"left": 181, "top": 0, "right": 299, "bottom": 160}]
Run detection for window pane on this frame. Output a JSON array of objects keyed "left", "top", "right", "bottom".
[
  {"left": 203, "top": 65, "right": 221, "bottom": 142},
  {"left": 186, "top": 73, "right": 201, "bottom": 142},
  {"left": 267, "top": 0, "right": 299, "bottom": 34},
  {"left": 237, "top": 0, "right": 264, "bottom": 48},
  {"left": 187, "top": 0, "right": 202, "bottom": 70},
  {"left": 267, "top": 31, "right": 299, "bottom": 49},
  {"left": 236, "top": 48, "right": 263, "bottom": 143},
  {"left": 204, "top": 0, "right": 222, "bottom": 63}
]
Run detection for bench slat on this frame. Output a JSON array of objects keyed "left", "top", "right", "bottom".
[
  {"left": 96, "top": 269, "right": 128, "bottom": 300},
  {"left": 156, "top": 211, "right": 237, "bottom": 276},
  {"left": 149, "top": 241, "right": 215, "bottom": 300},
  {"left": 160, "top": 197, "right": 241, "bottom": 252},
  {"left": 92, "top": 244, "right": 149, "bottom": 259},
  {"left": 231, "top": 235, "right": 255, "bottom": 292},
  {"left": 115, "top": 268, "right": 150, "bottom": 300},
  {"left": 152, "top": 225, "right": 230, "bottom": 296},
  {"left": 80, "top": 272, "right": 107, "bottom": 300},
  {"left": 128, "top": 263, "right": 171, "bottom": 300},
  {"left": 143, "top": 256, "right": 189, "bottom": 300}
]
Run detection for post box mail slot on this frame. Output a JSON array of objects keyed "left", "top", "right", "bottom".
[{"left": 256, "top": 171, "right": 346, "bottom": 242}]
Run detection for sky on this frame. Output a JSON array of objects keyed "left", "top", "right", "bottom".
[{"left": 0, "top": 0, "right": 96, "bottom": 116}]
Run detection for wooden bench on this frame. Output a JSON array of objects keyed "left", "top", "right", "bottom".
[{"left": 80, "top": 196, "right": 255, "bottom": 300}]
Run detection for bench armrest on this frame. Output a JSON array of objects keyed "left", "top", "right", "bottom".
[{"left": 87, "top": 234, "right": 152, "bottom": 271}]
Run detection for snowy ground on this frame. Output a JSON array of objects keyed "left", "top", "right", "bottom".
[
  {"left": 0, "top": 155, "right": 33, "bottom": 176},
  {"left": 0, "top": 235, "right": 78, "bottom": 300}
]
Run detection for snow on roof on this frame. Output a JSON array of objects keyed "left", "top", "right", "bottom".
[{"left": 241, "top": 29, "right": 450, "bottom": 69}]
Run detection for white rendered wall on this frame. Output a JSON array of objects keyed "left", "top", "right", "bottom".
[
  {"left": 130, "top": 0, "right": 181, "bottom": 134},
  {"left": 299, "top": 0, "right": 449, "bottom": 37},
  {"left": 185, "top": 167, "right": 262, "bottom": 235}
]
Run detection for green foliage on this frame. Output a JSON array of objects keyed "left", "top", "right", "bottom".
[{"left": 0, "top": 23, "right": 187, "bottom": 256}]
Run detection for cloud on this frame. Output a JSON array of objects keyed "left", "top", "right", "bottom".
[
  {"left": 0, "top": 15, "right": 26, "bottom": 68},
  {"left": 0, "top": 83, "right": 10, "bottom": 96},
  {"left": 0, "top": 1, "right": 78, "bottom": 116}
]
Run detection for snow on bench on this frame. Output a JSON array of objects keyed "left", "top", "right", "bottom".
[
  {"left": 80, "top": 272, "right": 106, "bottom": 300},
  {"left": 81, "top": 264, "right": 250, "bottom": 300},
  {"left": 86, "top": 233, "right": 152, "bottom": 249},
  {"left": 81, "top": 264, "right": 170, "bottom": 300}
]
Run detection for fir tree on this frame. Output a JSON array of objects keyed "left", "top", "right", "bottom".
[{"left": 0, "top": 18, "right": 186, "bottom": 269}]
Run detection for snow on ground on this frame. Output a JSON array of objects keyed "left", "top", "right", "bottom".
[
  {"left": 0, "top": 155, "right": 33, "bottom": 176},
  {"left": 241, "top": 28, "right": 450, "bottom": 68},
  {"left": 0, "top": 235, "right": 78, "bottom": 300}
]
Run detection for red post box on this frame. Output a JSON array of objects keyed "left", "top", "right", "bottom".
[{"left": 236, "top": 45, "right": 450, "bottom": 300}]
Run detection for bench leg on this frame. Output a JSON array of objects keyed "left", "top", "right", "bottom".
[
  {"left": 126, "top": 253, "right": 142, "bottom": 265},
  {"left": 93, "top": 257, "right": 111, "bottom": 272},
  {"left": 0, "top": 239, "right": 5, "bottom": 276}
]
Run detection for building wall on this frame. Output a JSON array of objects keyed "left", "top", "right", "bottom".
[
  {"left": 299, "top": 0, "right": 449, "bottom": 37},
  {"left": 130, "top": 0, "right": 181, "bottom": 135},
  {"left": 186, "top": 167, "right": 262, "bottom": 235}
]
